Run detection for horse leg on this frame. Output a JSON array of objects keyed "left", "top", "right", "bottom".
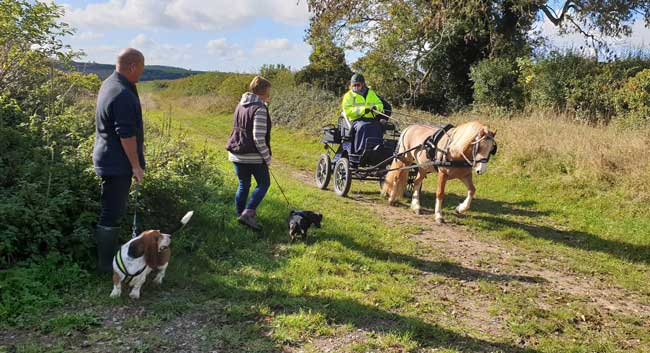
[
  {"left": 410, "top": 169, "right": 427, "bottom": 215},
  {"left": 387, "top": 169, "right": 405, "bottom": 206},
  {"left": 455, "top": 174, "right": 475, "bottom": 214},
  {"left": 435, "top": 172, "right": 448, "bottom": 224}
]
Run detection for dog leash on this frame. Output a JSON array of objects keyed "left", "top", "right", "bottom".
[
  {"left": 269, "top": 168, "right": 292, "bottom": 208},
  {"left": 132, "top": 183, "right": 140, "bottom": 239}
]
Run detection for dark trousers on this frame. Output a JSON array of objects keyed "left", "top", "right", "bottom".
[
  {"left": 98, "top": 175, "right": 132, "bottom": 227},
  {"left": 353, "top": 118, "right": 383, "bottom": 153},
  {"left": 233, "top": 162, "right": 270, "bottom": 216}
]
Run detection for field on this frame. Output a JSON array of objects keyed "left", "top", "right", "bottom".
[{"left": 2, "top": 84, "right": 650, "bottom": 353}]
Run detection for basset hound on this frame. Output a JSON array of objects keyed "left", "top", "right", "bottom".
[{"left": 110, "top": 230, "right": 171, "bottom": 299}]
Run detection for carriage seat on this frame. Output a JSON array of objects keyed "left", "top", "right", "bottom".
[{"left": 338, "top": 115, "right": 353, "bottom": 140}]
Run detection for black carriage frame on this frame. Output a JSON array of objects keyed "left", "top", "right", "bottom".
[{"left": 315, "top": 117, "right": 417, "bottom": 197}]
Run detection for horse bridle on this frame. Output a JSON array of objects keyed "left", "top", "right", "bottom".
[{"left": 462, "top": 134, "right": 497, "bottom": 167}]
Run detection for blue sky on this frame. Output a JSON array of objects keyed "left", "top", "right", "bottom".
[{"left": 54, "top": 0, "right": 650, "bottom": 72}]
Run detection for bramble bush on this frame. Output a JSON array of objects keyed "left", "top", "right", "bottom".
[
  {"left": 269, "top": 85, "right": 339, "bottom": 133},
  {"left": 614, "top": 68, "right": 650, "bottom": 128},
  {"left": 470, "top": 58, "right": 523, "bottom": 109}
]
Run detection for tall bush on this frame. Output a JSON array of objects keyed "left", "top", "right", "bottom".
[
  {"left": 525, "top": 52, "right": 598, "bottom": 111},
  {"left": 614, "top": 69, "right": 650, "bottom": 127},
  {"left": 470, "top": 58, "right": 523, "bottom": 109}
]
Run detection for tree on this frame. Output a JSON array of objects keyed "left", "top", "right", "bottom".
[
  {"left": 296, "top": 32, "right": 352, "bottom": 96},
  {"left": 305, "top": 0, "right": 650, "bottom": 110},
  {"left": 0, "top": 0, "right": 76, "bottom": 101}
]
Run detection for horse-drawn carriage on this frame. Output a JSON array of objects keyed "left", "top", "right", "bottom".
[
  {"left": 314, "top": 112, "right": 498, "bottom": 224},
  {"left": 314, "top": 116, "right": 417, "bottom": 197}
]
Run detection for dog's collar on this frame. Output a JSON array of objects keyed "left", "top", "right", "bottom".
[{"left": 115, "top": 247, "right": 146, "bottom": 278}]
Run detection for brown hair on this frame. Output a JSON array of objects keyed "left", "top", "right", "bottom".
[{"left": 249, "top": 76, "right": 271, "bottom": 95}]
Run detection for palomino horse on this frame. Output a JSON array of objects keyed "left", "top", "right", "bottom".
[{"left": 382, "top": 121, "right": 497, "bottom": 224}]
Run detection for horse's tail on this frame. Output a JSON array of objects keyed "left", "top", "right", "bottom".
[
  {"left": 382, "top": 126, "right": 412, "bottom": 200},
  {"left": 382, "top": 159, "right": 409, "bottom": 200}
]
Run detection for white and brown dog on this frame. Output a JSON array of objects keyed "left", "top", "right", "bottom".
[{"left": 110, "top": 230, "right": 171, "bottom": 299}]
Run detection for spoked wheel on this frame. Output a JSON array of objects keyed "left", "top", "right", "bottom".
[
  {"left": 333, "top": 158, "right": 352, "bottom": 197},
  {"left": 315, "top": 154, "right": 332, "bottom": 189},
  {"left": 404, "top": 169, "right": 420, "bottom": 198}
]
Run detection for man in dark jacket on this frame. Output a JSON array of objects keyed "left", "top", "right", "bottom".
[{"left": 92, "top": 48, "right": 145, "bottom": 273}]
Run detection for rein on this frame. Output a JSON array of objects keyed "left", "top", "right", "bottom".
[{"left": 383, "top": 127, "right": 496, "bottom": 173}]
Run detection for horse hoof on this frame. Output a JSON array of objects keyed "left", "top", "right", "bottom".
[
  {"left": 435, "top": 217, "right": 444, "bottom": 225},
  {"left": 414, "top": 209, "right": 422, "bottom": 215}
]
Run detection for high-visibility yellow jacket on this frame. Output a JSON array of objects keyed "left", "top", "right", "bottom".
[{"left": 341, "top": 89, "right": 384, "bottom": 120}]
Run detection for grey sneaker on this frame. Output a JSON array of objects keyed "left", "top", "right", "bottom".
[{"left": 238, "top": 214, "right": 262, "bottom": 231}]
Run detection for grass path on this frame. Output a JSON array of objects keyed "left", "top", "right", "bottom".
[
  {"left": 2, "top": 98, "right": 649, "bottom": 353},
  {"left": 146, "top": 101, "right": 650, "bottom": 352}
]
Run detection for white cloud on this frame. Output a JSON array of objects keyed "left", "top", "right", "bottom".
[
  {"left": 126, "top": 34, "right": 193, "bottom": 66},
  {"left": 78, "top": 31, "right": 104, "bottom": 41},
  {"left": 252, "top": 38, "right": 292, "bottom": 56},
  {"left": 62, "top": 0, "right": 310, "bottom": 31},
  {"left": 206, "top": 38, "right": 245, "bottom": 60}
]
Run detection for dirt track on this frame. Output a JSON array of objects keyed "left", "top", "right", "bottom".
[{"left": 290, "top": 167, "right": 650, "bottom": 352}]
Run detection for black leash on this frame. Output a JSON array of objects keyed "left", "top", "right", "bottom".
[
  {"left": 269, "top": 168, "right": 292, "bottom": 208},
  {"left": 131, "top": 183, "right": 140, "bottom": 239}
]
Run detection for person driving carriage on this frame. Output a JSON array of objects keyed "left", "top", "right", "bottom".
[{"left": 341, "top": 73, "right": 392, "bottom": 153}]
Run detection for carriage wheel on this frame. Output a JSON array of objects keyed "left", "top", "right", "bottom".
[
  {"left": 404, "top": 169, "right": 420, "bottom": 198},
  {"left": 333, "top": 158, "right": 352, "bottom": 197},
  {"left": 315, "top": 154, "right": 332, "bottom": 189}
]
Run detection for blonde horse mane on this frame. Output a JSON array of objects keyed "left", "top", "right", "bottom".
[
  {"left": 382, "top": 121, "right": 489, "bottom": 202},
  {"left": 447, "top": 121, "right": 485, "bottom": 157}
]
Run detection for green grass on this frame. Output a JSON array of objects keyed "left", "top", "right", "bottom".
[{"left": 3, "top": 87, "right": 650, "bottom": 352}]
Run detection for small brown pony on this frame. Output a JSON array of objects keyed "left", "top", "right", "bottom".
[{"left": 382, "top": 121, "right": 497, "bottom": 224}]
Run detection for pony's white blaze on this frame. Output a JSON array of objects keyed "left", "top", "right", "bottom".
[{"left": 475, "top": 162, "right": 487, "bottom": 175}]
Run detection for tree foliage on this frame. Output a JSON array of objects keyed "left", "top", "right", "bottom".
[
  {"left": 0, "top": 0, "right": 76, "bottom": 101},
  {"left": 296, "top": 32, "right": 352, "bottom": 96},
  {"left": 305, "top": 0, "right": 650, "bottom": 111}
]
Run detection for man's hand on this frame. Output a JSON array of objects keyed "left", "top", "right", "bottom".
[
  {"left": 132, "top": 166, "right": 144, "bottom": 184},
  {"left": 365, "top": 106, "right": 377, "bottom": 114},
  {"left": 265, "top": 159, "right": 272, "bottom": 167}
]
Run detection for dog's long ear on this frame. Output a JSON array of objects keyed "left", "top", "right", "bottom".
[
  {"left": 143, "top": 230, "right": 162, "bottom": 268},
  {"left": 128, "top": 236, "right": 145, "bottom": 258}
]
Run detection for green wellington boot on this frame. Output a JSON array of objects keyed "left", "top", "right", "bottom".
[{"left": 94, "top": 225, "right": 120, "bottom": 273}]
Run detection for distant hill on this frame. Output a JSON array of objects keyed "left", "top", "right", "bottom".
[{"left": 71, "top": 62, "right": 205, "bottom": 81}]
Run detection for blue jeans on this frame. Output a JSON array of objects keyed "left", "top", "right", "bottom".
[
  {"left": 98, "top": 175, "right": 132, "bottom": 227},
  {"left": 233, "top": 162, "right": 270, "bottom": 216}
]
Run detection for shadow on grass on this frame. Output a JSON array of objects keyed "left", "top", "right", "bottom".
[
  {"left": 210, "top": 280, "right": 541, "bottom": 353},
  {"left": 316, "top": 232, "right": 546, "bottom": 284},
  {"left": 418, "top": 192, "right": 550, "bottom": 219},
  {"left": 474, "top": 214, "right": 650, "bottom": 264}
]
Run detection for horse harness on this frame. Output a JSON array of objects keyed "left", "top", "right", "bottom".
[{"left": 423, "top": 124, "right": 498, "bottom": 169}]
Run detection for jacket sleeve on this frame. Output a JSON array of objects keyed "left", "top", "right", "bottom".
[
  {"left": 342, "top": 92, "right": 362, "bottom": 120},
  {"left": 379, "top": 96, "right": 391, "bottom": 117},
  {"left": 112, "top": 92, "right": 137, "bottom": 138},
  {"left": 252, "top": 107, "right": 272, "bottom": 164}
]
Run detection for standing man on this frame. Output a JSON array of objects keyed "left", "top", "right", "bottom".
[
  {"left": 225, "top": 76, "right": 273, "bottom": 231},
  {"left": 92, "top": 48, "right": 146, "bottom": 273},
  {"left": 341, "top": 73, "right": 391, "bottom": 153}
]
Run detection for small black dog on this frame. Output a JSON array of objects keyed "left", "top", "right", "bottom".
[{"left": 287, "top": 210, "right": 323, "bottom": 242}]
